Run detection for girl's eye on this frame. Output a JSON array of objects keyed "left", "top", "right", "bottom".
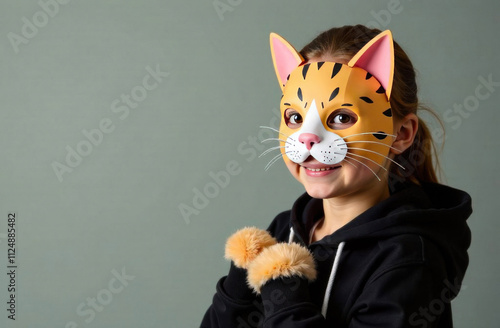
[
  {"left": 333, "top": 114, "right": 351, "bottom": 124},
  {"left": 290, "top": 114, "right": 303, "bottom": 124},
  {"left": 284, "top": 109, "right": 303, "bottom": 128},
  {"left": 327, "top": 110, "right": 357, "bottom": 129}
]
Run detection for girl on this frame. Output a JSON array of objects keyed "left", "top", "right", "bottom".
[{"left": 201, "top": 25, "right": 471, "bottom": 328}]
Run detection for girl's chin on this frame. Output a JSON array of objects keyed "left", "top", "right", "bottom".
[
  {"left": 303, "top": 186, "right": 341, "bottom": 200},
  {"left": 301, "top": 178, "right": 343, "bottom": 199}
]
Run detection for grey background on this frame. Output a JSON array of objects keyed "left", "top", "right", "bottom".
[{"left": 0, "top": 0, "right": 498, "bottom": 327}]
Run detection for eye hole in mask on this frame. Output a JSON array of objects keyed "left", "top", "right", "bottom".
[{"left": 326, "top": 110, "right": 358, "bottom": 130}]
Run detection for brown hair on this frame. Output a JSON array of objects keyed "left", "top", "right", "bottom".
[{"left": 299, "top": 25, "right": 442, "bottom": 185}]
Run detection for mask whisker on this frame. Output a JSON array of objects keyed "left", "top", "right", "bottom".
[
  {"left": 334, "top": 152, "right": 359, "bottom": 168},
  {"left": 259, "top": 146, "right": 285, "bottom": 158},
  {"left": 342, "top": 140, "right": 402, "bottom": 153},
  {"left": 260, "top": 125, "right": 290, "bottom": 139},
  {"left": 261, "top": 137, "right": 291, "bottom": 145},
  {"left": 342, "top": 158, "right": 358, "bottom": 168},
  {"left": 341, "top": 147, "right": 405, "bottom": 170},
  {"left": 344, "top": 152, "right": 387, "bottom": 172},
  {"left": 343, "top": 155, "right": 381, "bottom": 181},
  {"left": 336, "top": 131, "right": 397, "bottom": 141},
  {"left": 265, "top": 152, "right": 285, "bottom": 171}
]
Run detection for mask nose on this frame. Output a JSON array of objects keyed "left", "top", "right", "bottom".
[{"left": 298, "top": 133, "right": 320, "bottom": 150}]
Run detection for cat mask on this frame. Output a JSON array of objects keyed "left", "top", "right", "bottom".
[{"left": 268, "top": 30, "right": 402, "bottom": 180}]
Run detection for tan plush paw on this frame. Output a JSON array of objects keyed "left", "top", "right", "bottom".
[
  {"left": 247, "top": 242, "right": 317, "bottom": 293},
  {"left": 225, "top": 227, "right": 277, "bottom": 269}
]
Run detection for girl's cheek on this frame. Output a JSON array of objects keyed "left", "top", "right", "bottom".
[{"left": 284, "top": 159, "right": 301, "bottom": 182}]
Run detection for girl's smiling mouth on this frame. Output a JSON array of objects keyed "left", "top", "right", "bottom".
[{"left": 300, "top": 162, "right": 342, "bottom": 176}]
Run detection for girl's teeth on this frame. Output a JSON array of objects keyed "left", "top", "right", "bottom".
[{"left": 305, "top": 167, "right": 332, "bottom": 171}]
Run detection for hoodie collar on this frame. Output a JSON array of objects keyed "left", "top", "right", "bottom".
[{"left": 290, "top": 182, "right": 471, "bottom": 246}]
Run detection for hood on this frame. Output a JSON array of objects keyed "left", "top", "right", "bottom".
[{"left": 289, "top": 182, "right": 472, "bottom": 290}]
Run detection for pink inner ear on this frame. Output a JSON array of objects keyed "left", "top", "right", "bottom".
[
  {"left": 272, "top": 37, "right": 301, "bottom": 85},
  {"left": 352, "top": 35, "right": 392, "bottom": 91}
]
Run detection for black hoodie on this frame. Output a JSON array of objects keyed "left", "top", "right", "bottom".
[{"left": 201, "top": 182, "right": 472, "bottom": 328}]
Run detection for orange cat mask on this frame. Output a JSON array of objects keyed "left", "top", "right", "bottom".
[{"left": 269, "top": 30, "right": 402, "bottom": 179}]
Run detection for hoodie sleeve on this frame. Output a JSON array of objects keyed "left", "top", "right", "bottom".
[
  {"left": 257, "top": 276, "right": 328, "bottom": 328},
  {"left": 348, "top": 263, "right": 453, "bottom": 328},
  {"left": 257, "top": 263, "right": 451, "bottom": 328},
  {"left": 200, "top": 264, "right": 262, "bottom": 328}
]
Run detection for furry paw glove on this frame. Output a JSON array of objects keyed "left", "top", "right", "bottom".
[
  {"left": 247, "top": 242, "right": 317, "bottom": 293},
  {"left": 225, "top": 227, "right": 278, "bottom": 269},
  {"left": 224, "top": 227, "right": 317, "bottom": 297},
  {"left": 222, "top": 227, "right": 277, "bottom": 300}
]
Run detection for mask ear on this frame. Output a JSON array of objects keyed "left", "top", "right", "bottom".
[
  {"left": 348, "top": 30, "right": 394, "bottom": 99},
  {"left": 270, "top": 33, "right": 304, "bottom": 91}
]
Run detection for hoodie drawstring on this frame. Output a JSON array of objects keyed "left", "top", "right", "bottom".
[
  {"left": 321, "top": 241, "right": 345, "bottom": 317},
  {"left": 288, "top": 227, "right": 345, "bottom": 319},
  {"left": 288, "top": 227, "right": 295, "bottom": 243}
]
